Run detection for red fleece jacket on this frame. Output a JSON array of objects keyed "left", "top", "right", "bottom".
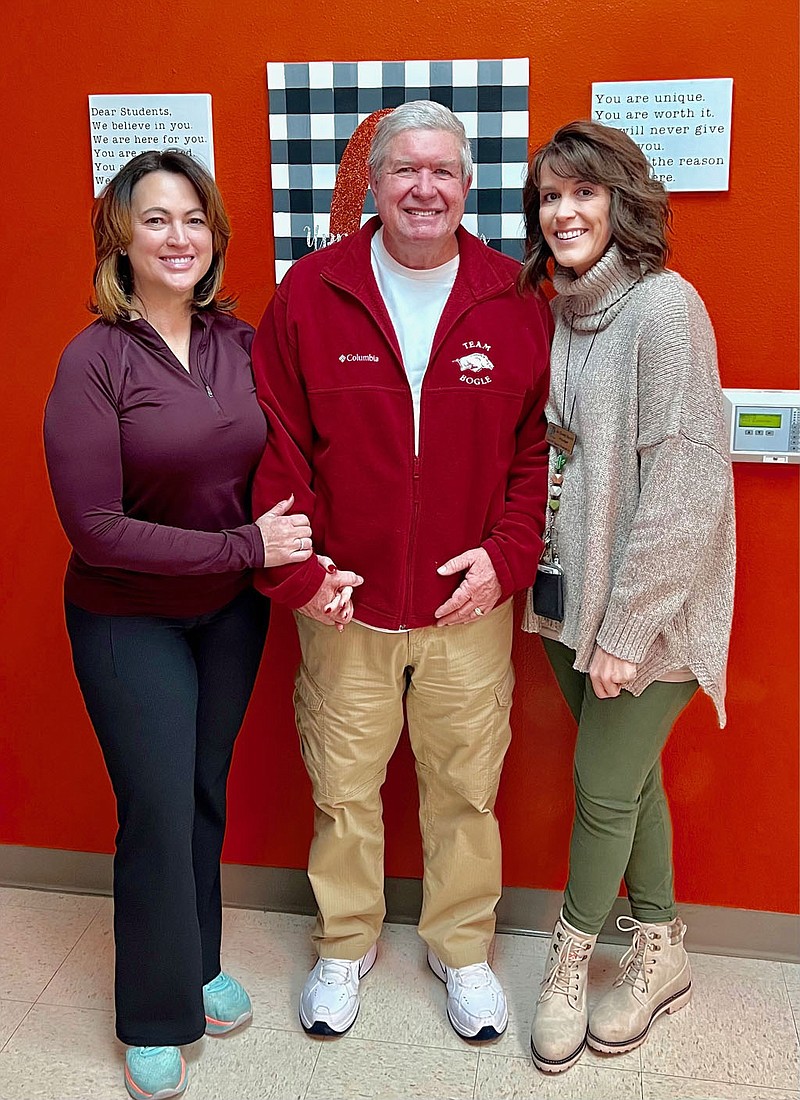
[{"left": 252, "top": 218, "right": 552, "bottom": 630}]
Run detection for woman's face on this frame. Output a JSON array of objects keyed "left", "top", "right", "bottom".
[
  {"left": 538, "top": 166, "right": 612, "bottom": 276},
  {"left": 125, "top": 170, "right": 213, "bottom": 307}
]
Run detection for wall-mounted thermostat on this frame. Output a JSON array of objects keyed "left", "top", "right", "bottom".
[{"left": 722, "top": 389, "right": 800, "bottom": 464}]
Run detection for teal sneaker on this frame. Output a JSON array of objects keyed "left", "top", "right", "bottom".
[
  {"left": 124, "top": 1046, "right": 187, "bottom": 1100},
  {"left": 203, "top": 971, "right": 253, "bottom": 1035}
]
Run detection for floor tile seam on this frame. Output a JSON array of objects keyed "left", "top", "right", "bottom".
[
  {"left": 301, "top": 1039, "right": 335, "bottom": 1100},
  {"left": 476, "top": 1046, "right": 531, "bottom": 1062},
  {"left": 471, "top": 1046, "right": 481, "bottom": 1100},
  {"left": 640, "top": 1079, "right": 800, "bottom": 1100},
  {"left": 0, "top": 1002, "right": 34, "bottom": 1055},
  {"left": 573, "top": 1060, "right": 642, "bottom": 1077},
  {"left": 246, "top": 1020, "right": 309, "bottom": 1036},
  {"left": 686, "top": 970, "right": 796, "bottom": 988},
  {"left": 25, "top": 998, "right": 114, "bottom": 1020},
  {"left": 35, "top": 991, "right": 115, "bottom": 1011},
  {"left": 791, "top": 1002, "right": 800, "bottom": 1047},
  {"left": 243, "top": 1017, "right": 498, "bottom": 1054},
  {"left": 31, "top": 914, "right": 105, "bottom": 1009},
  {"left": 641, "top": 1067, "right": 800, "bottom": 1088},
  {"left": 328, "top": 1033, "right": 484, "bottom": 1057}
]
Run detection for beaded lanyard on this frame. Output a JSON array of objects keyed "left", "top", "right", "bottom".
[{"left": 543, "top": 307, "right": 610, "bottom": 565}]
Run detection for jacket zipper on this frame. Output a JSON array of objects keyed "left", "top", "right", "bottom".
[{"left": 399, "top": 457, "right": 421, "bottom": 630}]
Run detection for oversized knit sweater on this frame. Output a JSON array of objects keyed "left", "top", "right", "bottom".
[{"left": 522, "top": 245, "right": 735, "bottom": 725}]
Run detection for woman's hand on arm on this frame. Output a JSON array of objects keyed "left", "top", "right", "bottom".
[
  {"left": 588, "top": 645, "right": 638, "bottom": 699},
  {"left": 255, "top": 494, "right": 313, "bottom": 566}
]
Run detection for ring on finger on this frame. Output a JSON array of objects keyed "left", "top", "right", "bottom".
[{"left": 474, "top": 607, "right": 484, "bottom": 617}]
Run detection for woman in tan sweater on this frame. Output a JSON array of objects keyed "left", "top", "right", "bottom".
[{"left": 518, "top": 120, "right": 735, "bottom": 1073}]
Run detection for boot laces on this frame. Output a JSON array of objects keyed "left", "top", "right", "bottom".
[
  {"left": 539, "top": 930, "right": 592, "bottom": 1006},
  {"left": 611, "top": 915, "right": 682, "bottom": 1003}
]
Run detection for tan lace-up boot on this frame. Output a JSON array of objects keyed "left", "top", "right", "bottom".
[
  {"left": 588, "top": 915, "right": 691, "bottom": 1054},
  {"left": 530, "top": 911, "right": 597, "bottom": 1073}
]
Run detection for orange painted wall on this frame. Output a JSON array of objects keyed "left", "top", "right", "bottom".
[{"left": 1, "top": 0, "right": 797, "bottom": 914}]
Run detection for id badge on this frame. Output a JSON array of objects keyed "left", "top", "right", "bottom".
[{"left": 545, "top": 422, "right": 577, "bottom": 456}]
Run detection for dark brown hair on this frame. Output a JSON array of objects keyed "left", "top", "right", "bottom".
[
  {"left": 91, "top": 149, "right": 235, "bottom": 322},
  {"left": 518, "top": 120, "right": 672, "bottom": 291}
]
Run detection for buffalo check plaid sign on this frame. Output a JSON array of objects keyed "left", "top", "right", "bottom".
[{"left": 266, "top": 59, "right": 531, "bottom": 282}]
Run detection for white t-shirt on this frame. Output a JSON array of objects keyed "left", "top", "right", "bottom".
[{"left": 370, "top": 227, "right": 458, "bottom": 454}]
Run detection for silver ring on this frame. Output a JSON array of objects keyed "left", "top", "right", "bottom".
[{"left": 474, "top": 607, "right": 484, "bottom": 617}]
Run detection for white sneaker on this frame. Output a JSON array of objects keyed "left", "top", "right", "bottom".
[
  {"left": 588, "top": 916, "right": 691, "bottom": 1054},
  {"left": 299, "top": 944, "right": 377, "bottom": 1036},
  {"left": 530, "top": 912, "right": 597, "bottom": 1073},
  {"left": 427, "top": 948, "right": 508, "bottom": 1041}
]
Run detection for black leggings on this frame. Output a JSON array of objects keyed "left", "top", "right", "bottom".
[{"left": 65, "top": 587, "right": 269, "bottom": 1046}]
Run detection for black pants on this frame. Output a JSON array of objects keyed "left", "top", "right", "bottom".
[{"left": 65, "top": 587, "right": 269, "bottom": 1046}]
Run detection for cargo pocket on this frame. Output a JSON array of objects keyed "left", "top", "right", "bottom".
[
  {"left": 445, "top": 663, "right": 516, "bottom": 807},
  {"left": 478, "top": 664, "right": 515, "bottom": 803},
  {"left": 293, "top": 666, "right": 326, "bottom": 798},
  {"left": 494, "top": 664, "right": 516, "bottom": 709}
]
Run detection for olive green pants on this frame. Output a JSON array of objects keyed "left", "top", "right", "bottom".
[{"left": 543, "top": 639, "right": 698, "bottom": 936}]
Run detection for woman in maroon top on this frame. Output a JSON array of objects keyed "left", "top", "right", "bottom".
[{"left": 44, "top": 150, "right": 312, "bottom": 1100}]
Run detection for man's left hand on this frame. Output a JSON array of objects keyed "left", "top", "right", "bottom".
[{"left": 434, "top": 547, "right": 502, "bottom": 626}]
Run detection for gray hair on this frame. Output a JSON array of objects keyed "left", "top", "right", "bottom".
[{"left": 367, "top": 100, "right": 474, "bottom": 182}]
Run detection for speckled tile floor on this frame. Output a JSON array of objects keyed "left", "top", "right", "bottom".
[{"left": 0, "top": 886, "right": 797, "bottom": 1100}]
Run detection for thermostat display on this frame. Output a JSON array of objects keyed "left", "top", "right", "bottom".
[
  {"left": 722, "top": 389, "right": 800, "bottom": 464},
  {"left": 738, "top": 413, "right": 782, "bottom": 429}
]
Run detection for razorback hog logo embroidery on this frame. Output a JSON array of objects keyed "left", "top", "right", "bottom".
[
  {"left": 454, "top": 353, "right": 494, "bottom": 372},
  {"left": 454, "top": 352, "right": 495, "bottom": 384}
]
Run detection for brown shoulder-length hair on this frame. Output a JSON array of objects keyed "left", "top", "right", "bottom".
[
  {"left": 91, "top": 149, "right": 236, "bottom": 322},
  {"left": 518, "top": 120, "right": 672, "bottom": 292}
]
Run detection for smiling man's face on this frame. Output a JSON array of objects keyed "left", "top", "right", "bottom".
[{"left": 369, "top": 129, "right": 471, "bottom": 270}]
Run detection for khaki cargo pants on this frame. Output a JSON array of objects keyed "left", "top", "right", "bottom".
[{"left": 293, "top": 599, "right": 514, "bottom": 968}]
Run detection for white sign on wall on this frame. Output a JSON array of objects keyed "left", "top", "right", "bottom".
[
  {"left": 591, "top": 78, "right": 733, "bottom": 191},
  {"left": 88, "top": 94, "right": 214, "bottom": 196}
]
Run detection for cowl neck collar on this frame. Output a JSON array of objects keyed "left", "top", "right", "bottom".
[{"left": 553, "top": 244, "right": 643, "bottom": 331}]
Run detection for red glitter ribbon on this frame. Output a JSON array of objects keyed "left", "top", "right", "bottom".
[{"left": 329, "top": 108, "right": 395, "bottom": 236}]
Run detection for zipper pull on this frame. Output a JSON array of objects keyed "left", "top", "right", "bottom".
[{"left": 205, "top": 384, "right": 214, "bottom": 398}]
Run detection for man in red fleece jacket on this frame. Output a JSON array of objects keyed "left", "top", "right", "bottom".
[{"left": 252, "top": 100, "right": 551, "bottom": 1043}]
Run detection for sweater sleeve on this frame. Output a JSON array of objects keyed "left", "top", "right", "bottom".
[
  {"left": 250, "top": 286, "right": 326, "bottom": 606},
  {"left": 595, "top": 280, "right": 733, "bottom": 662},
  {"left": 481, "top": 296, "right": 552, "bottom": 596},
  {"left": 44, "top": 343, "right": 265, "bottom": 574}
]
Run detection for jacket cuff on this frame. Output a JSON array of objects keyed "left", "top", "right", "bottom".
[
  {"left": 482, "top": 539, "right": 515, "bottom": 599},
  {"left": 253, "top": 556, "right": 326, "bottom": 608}
]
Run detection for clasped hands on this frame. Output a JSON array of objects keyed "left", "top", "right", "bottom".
[
  {"left": 298, "top": 556, "right": 364, "bottom": 633},
  {"left": 298, "top": 544, "right": 501, "bottom": 632}
]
